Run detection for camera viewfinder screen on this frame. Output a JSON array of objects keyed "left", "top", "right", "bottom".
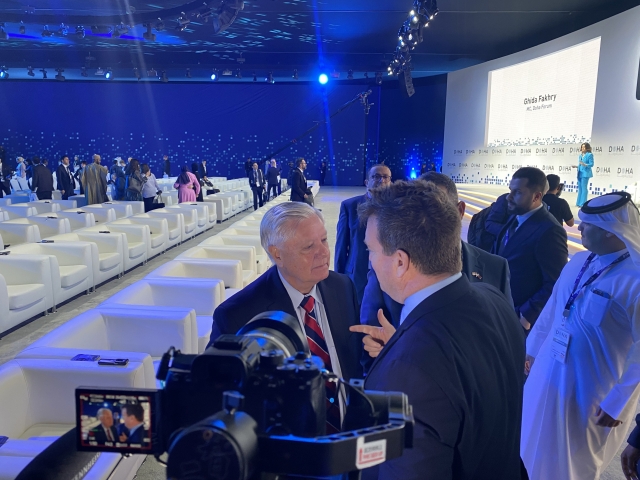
[{"left": 76, "top": 388, "right": 155, "bottom": 453}]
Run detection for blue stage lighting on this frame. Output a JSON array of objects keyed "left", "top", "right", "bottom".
[
  {"left": 105, "top": 70, "right": 112, "bottom": 80},
  {"left": 318, "top": 73, "right": 328, "bottom": 85},
  {"left": 211, "top": 73, "right": 217, "bottom": 80},
  {"left": 409, "top": 168, "right": 417, "bottom": 179}
]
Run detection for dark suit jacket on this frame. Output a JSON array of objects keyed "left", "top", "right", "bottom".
[
  {"left": 335, "top": 194, "right": 369, "bottom": 303},
  {"left": 361, "top": 241, "right": 513, "bottom": 330},
  {"left": 211, "top": 266, "right": 364, "bottom": 381},
  {"left": 266, "top": 166, "right": 280, "bottom": 185},
  {"left": 290, "top": 168, "right": 309, "bottom": 202},
  {"left": 364, "top": 276, "right": 525, "bottom": 480},
  {"left": 249, "top": 169, "right": 265, "bottom": 190},
  {"left": 56, "top": 164, "right": 74, "bottom": 195},
  {"left": 31, "top": 164, "right": 54, "bottom": 193},
  {"left": 493, "top": 205, "right": 567, "bottom": 325},
  {"left": 125, "top": 424, "right": 146, "bottom": 445},
  {"left": 89, "top": 425, "right": 119, "bottom": 444}
]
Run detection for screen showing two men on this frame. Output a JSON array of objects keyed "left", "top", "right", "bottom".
[{"left": 76, "top": 389, "right": 154, "bottom": 453}]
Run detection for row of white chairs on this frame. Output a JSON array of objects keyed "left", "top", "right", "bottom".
[{"left": 0, "top": 185, "right": 296, "bottom": 480}]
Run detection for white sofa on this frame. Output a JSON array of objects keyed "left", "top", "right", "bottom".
[
  {"left": 5, "top": 242, "right": 94, "bottom": 307},
  {"left": 199, "top": 234, "right": 270, "bottom": 274},
  {"left": 81, "top": 225, "right": 147, "bottom": 272},
  {"left": 3, "top": 217, "right": 71, "bottom": 238},
  {"left": 109, "top": 216, "right": 169, "bottom": 259},
  {"left": 109, "top": 201, "right": 144, "bottom": 215},
  {"left": 0, "top": 256, "right": 55, "bottom": 335},
  {"left": 148, "top": 259, "right": 244, "bottom": 296},
  {"left": 25, "top": 201, "right": 61, "bottom": 215},
  {"left": 203, "top": 195, "right": 232, "bottom": 222},
  {"left": 166, "top": 203, "right": 214, "bottom": 232},
  {"left": 178, "top": 247, "right": 257, "bottom": 285},
  {"left": 44, "top": 232, "right": 124, "bottom": 287},
  {"left": 0, "top": 223, "right": 41, "bottom": 246},
  {"left": 65, "top": 207, "right": 116, "bottom": 225},
  {"left": 136, "top": 212, "right": 182, "bottom": 249},
  {"left": 149, "top": 208, "right": 196, "bottom": 242},
  {"left": 84, "top": 203, "right": 132, "bottom": 219},
  {"left": 101, "top": 278, "right": 224, "bottom": 353},
  {"left": 1, "top": 205, "right": 38, "bottom": 219},
  {"left": 35, "top": 211, "right": 95, "bottom": 231}
]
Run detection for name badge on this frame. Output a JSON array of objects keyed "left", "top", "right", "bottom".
[{"left": 551, "top": 328, "right": 571, "bottom": 364}]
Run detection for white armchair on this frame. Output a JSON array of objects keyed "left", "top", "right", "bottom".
[
  {"left": 44, "top": 232, "right": 124, "bottom": 286},
  {"left": 148, "top": 259, "right": 243, "bottom": 297},
  {"left": 0, "top": 209, "right": 9, "bottom": 222},
  {"left": 39, "top": 210, "right": 96, "bottom": 230},
  {"left": 3, "top": 217, "right": 71, "bottom": 238},
  {"left": 199, "top": 234, "right": 270, "bottom": 274},
  {"left": 1, "top": 205, "right": 38, "bottom": 219},
  {"left": 101, "top": 278, "right": 224, "bottom": 353},
  {"left": 0, "top": 198, "right": 10, "bottom": 206},
  {"left": 148, "top": 208, "right": 195, "bottom": 242},
  {"left": 109, "top": 216, "right": 169, "bottom": 259},
  {"left": 166, "top": 203, "right": 213, "bottom": 232},
  {"left": 136, "top": 212, "right": 182, "bottom": 249},
  {"left": 65, "top": 207, "right": 116, "bottom": 224},
  {"left": 0, "top": 222, "right": 41, "bottom": 246},
  {"left": 203, "top": 194, "right": 232, "bottom": 222},
  {"left": 232, "top": 219, "right": 262, "bottom": 228},
  {"left": 109, "top": 200, "right": 144, "bottom": 215},
  {"left": 84, "top": 202, "right": 132, "bottom": 219},
  {"left": 0, "top": 255, "right": 55, "bottom": 335},
  {"left": 67, "top": 194, "right": 88, "bottom": 208},
  {"left": 6, "top": 242, "right": 94, "bottom": 307},
  {"left": 81, "top": 224, "right": 147, "bottom": 272},
  {"left": 51, "top": 199, "right": 77, "bottom": 209},
  {"left": 221, "top": 226, "right": 260, "bottom": 236},
  {"left": 25, "top": 201, "right": 61, "bottom": 215},
  {"left": 178, "top": 247, "right": 256, "bottom": 286}
]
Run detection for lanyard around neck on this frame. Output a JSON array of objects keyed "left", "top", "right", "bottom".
[{"left": 563, "top": 251, "right": 630, "bottom": 317}]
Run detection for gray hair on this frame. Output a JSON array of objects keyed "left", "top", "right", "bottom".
[
  {"left": 260, "top": 202, "right": 324, "bottom": 261},
  {"left": 97, "top": 408, "right": 111, "bottom": 418}
]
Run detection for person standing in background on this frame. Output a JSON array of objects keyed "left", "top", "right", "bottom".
[
  {"left": 83, "top": 154, "right": 109, "bottom": 205},
  {"left": 74, "top": 160, "right": 86, "bottom": 195},
  {"left": 266, "top": 159, "right": 280, "bottom": 201},
  {"left": 31, "top": 156, "right": 54, "bottom": 200},
  {"left": 0, "top": 155, "right": 11, "bottom": 197},
  {"left": 543, "top": 174, "right": 574, "bottom": 227},
  {"left": 244, "top": 157, "right": 253, "bottom": 178},
  {"left": 56, "top": 155, "right": 74, "bottom": 200},
  {"left": 574, "top": 142, "right": 594, "bottom": 207},
  {"left": 163, "top": 154, "right": 171, "bottom": 177},
  {"left": 249, "top": 161, "right": 266, "bottom": 210},
  {"left": 291, "top": 158, "right": 311, "bottom": 204},
  {"left": 174, "top": 165, "right": 200, "bottom": 203},
  {"left": 320, "top": 162, "right": 327, "bottom": 186},
  {"left": 141, "top": 164, "right": 163, "bottom": 212},
  {"left": 125, "top": 159, "right": 146, "bottom": 202},
  {"left": 191, "top": 162, "right": 204, "bottom": 202}
]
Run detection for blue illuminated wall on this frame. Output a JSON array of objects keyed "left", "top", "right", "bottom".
[{"left": 0, "top": 77, "right": 446, "bottom": 185}]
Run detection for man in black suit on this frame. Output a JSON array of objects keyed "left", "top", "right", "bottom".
[
  {"left": 56, "top": 155, "right": 74, "bottom": 200},
  {"left": 266, "top": 159, "right": 280, "bottom": 200},
  {"left": 118, "top": 404, "right": 147, "bottom": 445},
  {"left": 351, "top": 180, "right": 525, "bottom": 479},
  {"left": 88, "top": 408, "right": 119, "bottom": 445},
  {"left": 210, "top": 202, "right": 363, "bottom": 432},
  {"left": 163, "top": 154, "right": 171, "bottom": 177},
  {"left": 335, "top": 164, "right": 392, "bottom": 303},
  {"left": 31, "top": 156, "right": 54, "bottom": 200},
  {"left": 361, "top": 173, "right": 512, "bottom": 335},
  {"left": 493, "top": 167, "right": 568, "bottom": 331},
  {"left": 0, "top": 155, "right": 12, "bottom": 198},
  {"left": 249, "top": 161, "right": 265, "bottom": 210},
  {"left": 290, "top": 157, "right": 311, "bottom": 203}
]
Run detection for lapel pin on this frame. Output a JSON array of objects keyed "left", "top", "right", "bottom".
[{"left": 472, "top": 272, "right": 483, "bottom": 280}]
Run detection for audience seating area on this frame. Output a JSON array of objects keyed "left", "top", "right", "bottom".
[{"left": 0, "top": 174, "right": 301, "bottom": 480}]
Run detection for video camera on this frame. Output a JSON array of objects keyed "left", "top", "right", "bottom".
[{"left": 75, "top": 312, "right": 414, "bottom": 479}]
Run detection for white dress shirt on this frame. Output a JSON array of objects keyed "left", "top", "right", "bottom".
[{"left": 278, "top": 270, "right": 346, "bottom": 416}]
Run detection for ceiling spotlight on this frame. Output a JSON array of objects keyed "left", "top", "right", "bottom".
[
  {"left": 57, "top": 23, "right": 68, "bottom": 36},
  {"left": 176, "top": 17, "right": 190, "bottom": 31},
  {"left": 0, "top": 67, "right": 8, "bottom": 79},
  {"left": 55, "top": 68, "right": 65, "bottom": 81},
  {"left": 410, "top": 10, "right": 415, "bottom": 16},
  {"left": 375, "top": 72, "right": 383, "bottom": 85},
  {"left": 155, "top": 20, "right": 165, "bottom": 32},
  {"left": 160, "top": 71, "right": 168, "bottom": 82},
  {"left": 318, "top": 73, "right": 328, "bottom": 85},
  {"left": 266, "top": 72, "right": 274, "bottom": 84},
  {"left": 41, "top": 25, "right": 52, "bottom": 37},
  {"left": 114, "top": 24, "right": 129, "bottom": 38},
  {"left": 236, "top": 69, "right": 242, "bottom": 79},
  {"left": 75, "top": 26, "right": 85, "bottom": 38},
  {"left": 185, "top": 68, "right": 192, "bottom": 78},
  {"left": 133, "top": 67, "right": 141, "bottom": 80},
  {"left": 27, "top": 66, "right": 34, "bottom": 77},
  {"left": 19, "top": 22, "right": 25, "bottom": 34},
  {"left": 252, "top": 72, "right": 257, "bottom": 82},
  {"left": 210, "top": 69, "right": 218, "bottom": 81},
  {"left": 105, "top": 69, "right": 113, "bottom": 80},
  {"left": 292, "top": 69, "right": 299, "bottom": 80},
  {"left": 40, "top": 68, "right": 47, "bottom": 79},
  {"left": 81, "top": 67, "right": 88, "bottom": 77},
  {"left": 143, "top": 24, "right": 156, "bottom": 41},
  {"left": 347, "top": 69, "right": 354, "bottom": 80}
]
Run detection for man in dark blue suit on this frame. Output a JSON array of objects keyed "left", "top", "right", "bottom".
[
  {"left": 210, "top": 202, "right": 363, "bottom": 383},
  {"left": 361, "top": 172, "right": 512, "bottom": 336},
  {"left": 335, "top": 164, "right": 392, "bottom": 303},
  {"left": 493, "top": 167, "right": 568, "bottom": 331},
  {"left": 56, "top": 155, "right": 74, "bottom": 200},
  {"left": 351, "top": 180, "right": 525, "bottom": 479},
  {"left": 117, "top": 404, "right": 147, "bottom": 445}
]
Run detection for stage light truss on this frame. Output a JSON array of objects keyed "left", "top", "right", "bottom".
[{"left": 388, "top": 0, "right": 439, "bottom": 76}]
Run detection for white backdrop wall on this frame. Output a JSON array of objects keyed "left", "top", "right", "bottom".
[{"left": 443, "top": 6, "right": 640, "bottom": 197}]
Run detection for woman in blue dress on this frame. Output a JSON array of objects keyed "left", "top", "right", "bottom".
[{"left": 575, "top": 142, "right": 594, "bottom": 207}]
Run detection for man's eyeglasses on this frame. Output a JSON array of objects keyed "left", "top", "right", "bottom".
[{"left": 371, "top": 174, "right": 391, "bottom": 181}]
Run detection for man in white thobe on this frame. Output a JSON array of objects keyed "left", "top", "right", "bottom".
[{"left": 521, "top": 192, "right": 640, "bottom": 480}]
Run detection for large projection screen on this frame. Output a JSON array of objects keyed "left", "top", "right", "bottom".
[{"left": 485, "top": 37, "right": 601, "bottom": 147}]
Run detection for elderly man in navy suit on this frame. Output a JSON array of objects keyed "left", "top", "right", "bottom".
[
  {"left": 493, "top": 167, "right": 568, "bottom": 331},
  {"left": 351, "top": 180, "right": 525, "bottom": 479},
  {"left": 335, "top": 164, "right": 392, "bottom": 303}
]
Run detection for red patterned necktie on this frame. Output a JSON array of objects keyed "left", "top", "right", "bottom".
[{"left": 300, "top": 295, "right": 341, "bottom": 434}]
